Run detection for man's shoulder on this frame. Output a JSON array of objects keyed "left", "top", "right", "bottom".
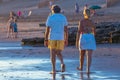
[
  {"left": 53, "top": 13, "right": 65, "bottom": 17},
  {"left": 50, "top": 14, "right": 66, "bottom": 19},
  {"left": 59, "top": 14, "right": 66, "bottom": 17}
]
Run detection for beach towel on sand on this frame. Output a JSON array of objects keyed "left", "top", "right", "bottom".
[{"left": 79, "top": 33, "right": 96, "bottom": 50}]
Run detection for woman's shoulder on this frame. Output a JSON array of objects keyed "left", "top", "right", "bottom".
[
  {"left": 79, "top": 19, "right": 85, "bottom": 22},
  {"left": 80, "top": 19, "right": 87, "bottom": 24},
  {"left": 82, "top": 19, "right": 94, "bottom": 23}
]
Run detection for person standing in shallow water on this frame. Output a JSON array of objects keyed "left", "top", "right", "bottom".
[
  {"left": 44, "top": 5, "right": 68, "bottom": 74},
  {"left": 76, "top": 9, "right": 96, "bottom": 73}
]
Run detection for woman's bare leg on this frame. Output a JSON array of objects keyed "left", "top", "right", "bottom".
[
  {"left": 77, "top": 50, "right": 85, "bottom": 70},
  {"left": 86, "top": 50, "right": 92, "bottom": 73},
  {"left": 56, "top": 50, "right": 64, "bottom": 64}
]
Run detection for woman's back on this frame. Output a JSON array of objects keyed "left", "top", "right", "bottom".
[{"left": 80, "top": 19, "right": 94, "bottom": 34}]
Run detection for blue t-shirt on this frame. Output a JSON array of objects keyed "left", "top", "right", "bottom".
[{"left": 46, "top": 13, "right": 68, "bottom": 40}]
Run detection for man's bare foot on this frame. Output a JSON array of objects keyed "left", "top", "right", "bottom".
[
  {"left": 50, "top": 71, "right": 56, "bottom": 74},
  {"left": 77, "top": 67, "right": 82, "bottom": 71},
  {"left": 61, "top": 64, "right": 65, "bottom": 72}
]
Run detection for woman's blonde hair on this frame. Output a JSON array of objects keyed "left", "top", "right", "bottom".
[{"left": 84, "top": 9, "right": 90, "bottom": 19}]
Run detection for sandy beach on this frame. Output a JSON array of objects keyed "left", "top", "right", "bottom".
[
  {"left": 0, "top": 42, "right": 120, "bottom": 80},
  {"left": 0, "top": 22, "right": 120, "bottom": 79},
  {"left": 0, "top": 0, "right": 120, "bottom": 80}
]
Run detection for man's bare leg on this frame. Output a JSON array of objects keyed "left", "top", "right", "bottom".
[
  {"left": 50, "top": 49, "right": 56, "bottom": 74},
  {"left": 56, "top": 50, "right": 65, "bottom": 72}
]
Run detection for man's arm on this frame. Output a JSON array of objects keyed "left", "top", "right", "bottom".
[{"left": 44, "top": 27, "right": 50, "bottom": 47}]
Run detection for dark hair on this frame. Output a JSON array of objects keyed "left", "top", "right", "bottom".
[{"left": 52, "top": 5, "right": 61, "bottom": 13}]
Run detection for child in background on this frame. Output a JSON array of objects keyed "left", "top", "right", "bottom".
[{"left": 12, "top": 18, "right": 18, "bottom": 38}]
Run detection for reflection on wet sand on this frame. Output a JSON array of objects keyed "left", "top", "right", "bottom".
[
  {"left": 51, "top": 73, "right": 65, "bottom": 80},
  {"left": 0, "top": 42, "right": 120, "bottom": 79},
  {"left": 79, "top": 72, "right": 91, "bottom": 80},
  {"left": 51, "top": 72, "right": 91, "bottom": 80},
  {"left": 51, "top": 73, "right": 56, "bottom": 80}
]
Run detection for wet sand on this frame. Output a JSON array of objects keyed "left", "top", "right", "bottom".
[
  {"left": 0, "top": 42, "right": 120, "bottom": 80},
  {"left": 0, "top": 20, "right": 120, "bottom": 80}
]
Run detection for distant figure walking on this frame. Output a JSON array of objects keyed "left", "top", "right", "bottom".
[
  {"left": 44, "top": 5, "right": 68, "bottom": 74},
  {"left": 75, "top": 2, "right": 79, "bottom": 14},
  {"left": 17, "top": 10, "right": 22, "bottom": 18},
  {"left": 76, "top": 9, "right": 96, "bottom": 73},
  {"left": 7, "top": 11, "right": 18, "bottom": 38}
]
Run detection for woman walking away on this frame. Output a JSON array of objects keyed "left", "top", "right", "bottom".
[
  {"left": 44, "top": 5, "right": 68, "bottom": 74},
  {"left": 76, "top": 9, "right": 96, "bottom": 74}
]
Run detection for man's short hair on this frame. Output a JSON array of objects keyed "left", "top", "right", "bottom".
[{"left": 52, "top": 5, "right": 61, "bottom": 13}]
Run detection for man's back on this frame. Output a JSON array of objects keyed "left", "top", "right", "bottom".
[{"left": 46, "top": 13, "right": 68, "bottom": 40}]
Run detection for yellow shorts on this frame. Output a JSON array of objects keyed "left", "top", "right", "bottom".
[{"left": 48, "top": 40, "right": 64, "bottom": 50}]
